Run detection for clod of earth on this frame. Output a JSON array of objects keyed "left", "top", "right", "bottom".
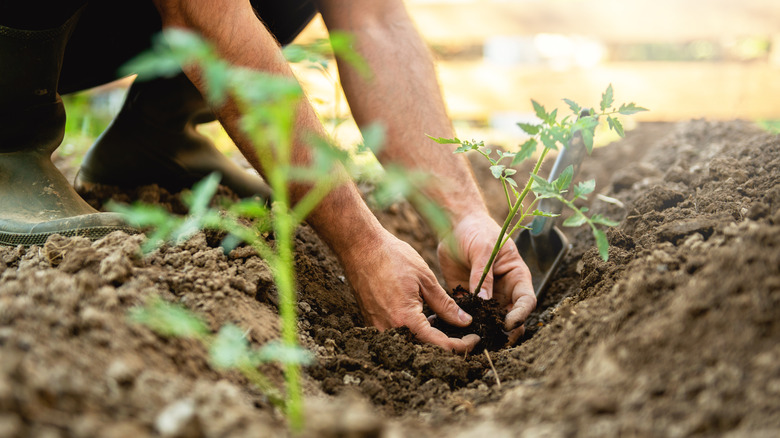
[{"left": 431, "top": 286, "right": 508, "bottom": 352}]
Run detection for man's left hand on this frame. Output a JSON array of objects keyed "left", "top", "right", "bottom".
[{"left": 437, "top": 212, "right": 536, "bottom": 344}]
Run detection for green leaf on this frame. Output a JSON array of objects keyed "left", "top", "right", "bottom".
[
  {"left": 563, "top": 98, "right": 582, "bottom": 115},
  {"left": 562, "top": 214, "right": 588, "bottom": 227},
  {"left": 229, "top": 200, "right": 269, "bottom": 219},
  {"left": 531, "top": 209, "right": 560, "bottom": 218},
  {"left": 358, "top": 123, "right": 386, "bottom": 154},
  {"left": 511, "top": 138, "right": 537, "bottom": 165},
  {"left": 617, "top": 102, "right": 649, "bottom": 115},
  {"left": 256, "top": 342, "right": 314, "bottom": 366},
  {"left": 607, "top": 116, "right": 625, "bottom": 137},
  {"left": 600, "top": 84, "right": 615, "bottom": 112},
  {"left": 532, "top": 100, "right": 549, "bottom": 123},
  {"left": 517, "top": 122, "right": 541, "bottom": 136},
  {"left": 503, "top": 168, "right": 517, "bottom": 176},
  {"left": 490, "top": 165, "right": 506, "bottom": 179},
  {"left": 553, "top": 165, "right": 574, "bottom": 191},
  {"left": 590, "top": 214, "right": 620, "bottom": 227},
  {"left": 539, "top": 129, "right": 559, "bottom": 151},
  {"left": 185, "top": 173, "right": 221, "bottom": 215},
  {"left": 506, "top": 177, "right": 518, "bottom": 188},
  {"left": 573, "top": 179, "right": 596, "bottom": 199},
  {"left": 328, "top": 31, "right": 371, "bottom": 78},
  {"left": 594, "top": 228, "right": 610, "bottom": 261},
  {"left": 530, "top": 173, "right": 559, "bottom": 199},
  {"left": 210, "top": 324, "right": 252, "bottom": 369},
  {"left": 426, "top": 135, "right": 462, "bottom": 144},
  {"left": 130, "top": 297, "right": 210, "bottom": 339},
  {"left": 454, "top": 143, "right": 475, "bottom": 154}
]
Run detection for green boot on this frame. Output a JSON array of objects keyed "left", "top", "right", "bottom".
[
  {"left": 75, "top": 73, "right": 271, "bottom": 199},
  {"left": 0, "top": 12, "right": 132, "bottom": 247}
]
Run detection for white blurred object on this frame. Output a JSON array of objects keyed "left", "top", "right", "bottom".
[{"left": 484, "top": 34, "right": 605, "bottom": 69}]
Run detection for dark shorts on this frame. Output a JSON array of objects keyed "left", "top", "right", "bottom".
[{"left": 49, "top": 1, "right": 317, "bottom": 94}]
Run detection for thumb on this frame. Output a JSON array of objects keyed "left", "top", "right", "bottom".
[{"left": 470, "top": 250, "right": 494, "bottom": 299}]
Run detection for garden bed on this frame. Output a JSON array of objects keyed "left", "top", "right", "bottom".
[{"left": 0, "top": 120, "right": 778, "bottom": 437}]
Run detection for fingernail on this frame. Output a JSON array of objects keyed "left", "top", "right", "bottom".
[
  {"left": 458, "top": 309, "right": 472, "bottom": 324},
  {"left": 478, "top": 288, "right": 489, "bottom": 299}
]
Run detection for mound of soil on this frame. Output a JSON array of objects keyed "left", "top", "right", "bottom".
[{"left": 1, "top": 120, "right": 778, "bottom": 437}]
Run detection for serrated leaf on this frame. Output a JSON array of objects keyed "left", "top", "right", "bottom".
[
  {"left": 562, "top": 214, "right": 588, "bottom": 227},
  {"left": 531, "top": 173, "right": 559, "bottom": 198},
  {"left": 594, "top": 228, "right": 610, "bottom": 261},
  {"left": 540, "top": 129, "right": 559, "bottom": 151},
  {"left": 607, "top": 116, "right": 625, "bottom": 137},
  {"left": 490, "top": 165, "right": 506, "bottom": 179},
  {"left": 511, "top": 138, "right": 537, "bottom": 165},
  {"left": 503, "top": 168, "right": 517, "bottom": 176},
  {"left": 590, "top": 214, "right": 620, "bottom": 227},
  {"left": 581, "top": 128, "right": 595, "bottom": 153},
  {"left": 210, "top": 324, "right": 252, "bottom": 369},
  {"left": 573, "top": 179, "right": 596, "bottom": 199},
  {"left": 600, "top": 84, "right": 614, "bottom": 112},
  {"left": 426, "top": 135, "right": 462, "bottom": 145},
  {"left": 553, "top": 165, "right": 574, "bottom": 191},
  {"left": 532, "top": 100, "right": 549, "bottom": 123},
  {"left": 531, "top": 209, "right": 560, "bottom": 218},
  {"left": 517, "top": 122, "right": 541, "bottom": 136},
  {"left": 563, "top": 98, "right": 582, "bottom": 115},
  {"left": 454, "top": 143, "right": 475, "bottom": 154},
  {"left": 617, "top": 102, "right": 649, "bottom": 115}
]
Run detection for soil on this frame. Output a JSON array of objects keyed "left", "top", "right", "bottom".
[
  {"left": 432, "top": 286, "right": 508, "bottom": 353},
  {"left": 1, "top": 120, "right": 779, "bottom": 437}
]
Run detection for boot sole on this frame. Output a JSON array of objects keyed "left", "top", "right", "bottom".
[{"left": 0, "top": 215, "right": 137, "bottom": 247}]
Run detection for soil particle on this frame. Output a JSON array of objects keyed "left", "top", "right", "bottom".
[{"left": 1, "top": 120, "right": 778, "bottom": 436}]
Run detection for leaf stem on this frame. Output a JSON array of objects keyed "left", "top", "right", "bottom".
[{"left": 474, "top": 147, "right": 550, "bottom": 293}]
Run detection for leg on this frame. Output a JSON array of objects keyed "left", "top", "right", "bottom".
[
  {"left": 75, "top": 73, "right": 272, "bottom": 199},
  {"left": 72, "top": 0, "right": 316, "bottom": 199},
  {"left": 0, "top": 4, "right": 131, "bottom": 246}
]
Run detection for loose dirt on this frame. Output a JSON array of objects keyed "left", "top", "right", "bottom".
[{"left": 1, "top": 120, "right": 778, "bottom": 437}]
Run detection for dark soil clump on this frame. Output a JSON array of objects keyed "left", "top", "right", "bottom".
[{"left": 432, "top": 286, "right": 508, "bottom": 352}]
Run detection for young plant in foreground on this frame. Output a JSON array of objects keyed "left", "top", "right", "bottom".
[
  {"left": 129, "top": 296, "right": 312, "bottom": 409},
  {"left": 430, "top": 85, "right": 647, "bottom": 293},
  {"left": 111, "top": 29, "right": 365, "bottom": 430}
]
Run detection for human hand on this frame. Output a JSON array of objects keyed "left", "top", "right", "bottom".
[
  {"left": 437, "top": 212, "right": 536, "bottom": 344},
  {"left": 340, "top": 229, "right": 480, "bottom": 353}
]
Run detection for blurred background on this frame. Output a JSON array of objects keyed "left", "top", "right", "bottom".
[{"left": 62, "top": 0, "right": 780, "bottom": 164}]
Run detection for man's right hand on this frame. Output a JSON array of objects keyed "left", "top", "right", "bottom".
[{"left": 339, "top": 229, "right": 480, "bottom": 354}]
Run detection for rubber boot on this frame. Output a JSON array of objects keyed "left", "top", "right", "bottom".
[
  {"left": 75, "top": 73, "right": 271, "bottom": 199},
  {"left": 0, "top": 11, "right": 133, "bottom": 247}
]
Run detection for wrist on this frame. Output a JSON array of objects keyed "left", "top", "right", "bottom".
[{"left": 304, "top": 184, "right": 388, "bottom": 264}]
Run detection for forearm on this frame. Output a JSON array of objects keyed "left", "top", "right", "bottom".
[
  {"left": 153, "top": 0, "right": 386, "bottom": 259},
  {"left": 318, "top": 0, "right": 489, "bottom": 225}
]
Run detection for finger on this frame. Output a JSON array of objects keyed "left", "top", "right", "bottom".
[
  {"left": 506, "top": 325, "right": 525, "bottom": 345},
  {"left": 505, "top": 293, "right": 536, "bottom": 332},
  {"left": 420, "top": 277, "right": 473, "bottom": 327},
  {"left": 469, "top": 250, "right": 494, "bottom": 300},
  {"left": 437, "top": 242, "right": 470, "bottom": 291},
  {"left": 406, "top": 312, "right": 480, "bottom": 353}
]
